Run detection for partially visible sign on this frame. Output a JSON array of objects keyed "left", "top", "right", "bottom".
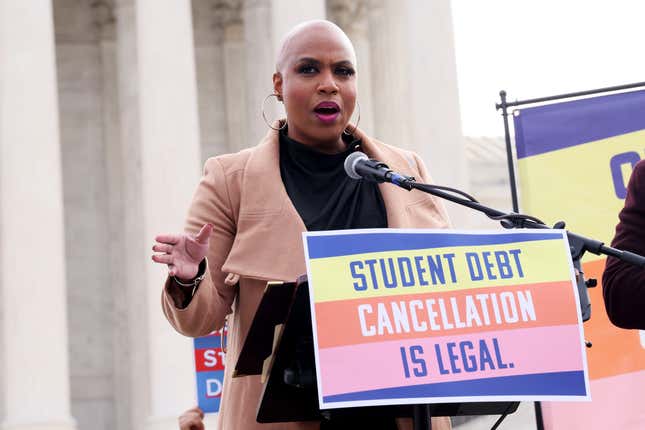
[
  {"left": 194, "top": 327, "right": 227, "bottom": 413},
  {"left": 304, "top": 229, "right": 590, "bottom": 410},
  {"left": 513, "top": 89, "right": 645, "bottom": 429}
]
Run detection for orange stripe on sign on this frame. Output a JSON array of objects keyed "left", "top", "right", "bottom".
[
  {"left": 581, "top": 259, "right": 645, "bottom": 379},
  {"left": 314, "top": 281, "right": 578, "bottom": 349}
]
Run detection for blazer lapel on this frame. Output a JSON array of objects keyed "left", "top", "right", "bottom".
[
  {"left": 221, "top": 127, "right": 449, "bottom": 283},
  {"left": 357, "top": 128, "right": 451, "bottom": 230},
  {"left": 222, "top": 129, "right": 308, "bottom": 282}
]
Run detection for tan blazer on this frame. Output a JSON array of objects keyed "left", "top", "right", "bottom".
[{"left": 162, "top": 127, "right": 452, "bottom": 430}]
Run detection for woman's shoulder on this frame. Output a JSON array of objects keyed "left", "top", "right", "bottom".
[
  {"left": 204, "top": 131, "right": 279, "bottom": 176},
  {"left": 362, "top": 134, "right": 425, "bottom": 172},
  {"left": 376, "top": 139, "right": 419, "bottom": 159},
  {"left": 355, "top": 128, "right": 419, "bottom": 158},
  {"left": 204, "top": 147, "right": 254, "bottom": 175}
]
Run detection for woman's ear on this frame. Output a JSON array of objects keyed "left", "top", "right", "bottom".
[{"left": 272, "top": 72, "right": 283, "bottom": 101}]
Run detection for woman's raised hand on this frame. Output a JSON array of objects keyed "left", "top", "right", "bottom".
[{"left": 152, "top": 223, "right": 213, "bottom": 281}]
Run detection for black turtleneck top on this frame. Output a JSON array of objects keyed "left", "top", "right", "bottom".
[
  {"left": 279, "top": 130, "right": 388, "bottom": 231},
  {"left": 279, "top": 129, "right": 393, "bottom": 429}
]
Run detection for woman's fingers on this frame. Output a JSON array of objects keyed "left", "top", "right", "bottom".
[
  {"left": 152, "top": 254, "right": 173, "bottom": 265},
  {"left": 155, "top": 233, "right": 181, "bottom": 244},
  {"left": 195, "top": 223, "right": 213, "bottom": 244},
  {"left": 152, "top": 243, "right": 172, "bottom": 254},
  {"left": 153, "top": 228, "right": 209, "bottom": 273}
]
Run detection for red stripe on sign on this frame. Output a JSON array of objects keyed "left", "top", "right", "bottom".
[
  {"left": 195, "top": 348, "right": 225, "bottom": 372},
  {"left": 315, "top": 281, "right": 578, "bottom": 348}
]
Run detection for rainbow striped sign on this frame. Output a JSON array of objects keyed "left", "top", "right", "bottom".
[{"left": 303, "top": 229, "right": 590, "bottom": 409}]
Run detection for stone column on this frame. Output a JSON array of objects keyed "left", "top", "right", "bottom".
[
  {"left": 91, "top": 2, "right": 131, "bottom": 430},
  {"left": 369, "top": 0, "right": 468, "bottom": 224},
  {"left": 242, "top": 0, "right": 278, "bottom": 146},
  {"left": 113, "top": 1, "right": 203, "bottom": 429},
  {"left": 193, "top": 0, "right": 229, "bottom": 162},
  {"left": 113, "top": 2, "right": 149, "bottom": 429},
  {"left": 54, "top": 1, "right": 116, "bottom": 429},
  {"left": 0, "top": 1, "right": 76, "bottom": 430},
  {"left": 367, "top": 0, "right": 412, "bottom": 148},
  {"left": 135, "top": 1, "right": 202, "bottom": 429},
  {"left": 217, "top": 0, "right": 248, "bottom": 151},
  {"left": 327, "top": 0, "right": 374, "bottom": 136},
  {"left": 269, "top": 0, "right": 326, "bottom": 54},
  {"left": 404, "top": 0, "right": 467, "bottom": 197},
  {"left": 242, "top": 0, "right": 325, "bottom": 147},
  {"left": 136, "top": 0, "right": 201, "bottom": 430}
]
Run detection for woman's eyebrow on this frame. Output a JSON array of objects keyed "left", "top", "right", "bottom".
[
  {"left": 296, "top": 57, "right": 321, "bottom": 65},
  {"left": 295, "top": 57, "right": 354, "bottom": 67},
  {"left": 333, "top": 60, "right": 354, "bottom": 67}
]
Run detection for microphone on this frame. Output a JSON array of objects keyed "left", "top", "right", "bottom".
[{"left": 344, "top": 151, "right": 414, "bottom": 189}]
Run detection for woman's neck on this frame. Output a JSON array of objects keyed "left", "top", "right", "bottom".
[{"left": 285, "top": 128, "right": 346, "bottom": 154}]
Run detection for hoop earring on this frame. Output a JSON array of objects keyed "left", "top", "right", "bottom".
[
  {"left": 262, "top": 93, "right": 287, "bottom": 131},
  {"left": 343, "top": 101, "right": 361, "bottom": 135}
]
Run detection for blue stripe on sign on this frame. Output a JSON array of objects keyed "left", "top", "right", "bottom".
[
  {"left": 194, "top": 335, "right": 221, "bottom": 349},
  {"left": 305, "top": 232, "right": 562, "bottom": 259},
  {"left": 514, "top": 89, "right": 645, "bottom": 159},
  {"left": 322, "top": 371, "right": 586, "bottom": 403},
  {"left": 196, "top": 370, "right": 224, "bottom": 413}
]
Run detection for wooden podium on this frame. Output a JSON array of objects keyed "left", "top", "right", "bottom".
[{"left": 234, "top": 276, "right": 519, "bottom": 428}]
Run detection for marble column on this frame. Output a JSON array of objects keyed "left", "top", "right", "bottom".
[
  {"left": 113, "top": 2, "right": 149, "bottom": 429},
  {"left": 53, "top": 1, "right": 115, "bottom": 429},
  {"left": 90, "top": 2, "right": 131, "bottom": 430},
  {"left": 327, "top": 0, "right": 374, "bottom": 136},
  {"left": 113, "top": 1, "right": 203, "bottom": 429},
  {"left": 404, "top": 0, "right": 467, "bottom": 194},
  {"left": 269, "top": 0, "right": 326, "bottom": 54},
  {"left": 242, "top": 0, "right": 325, "bottom": 147},
  {"left": 135, "top": 1, "right": 202, "bottom": 429},
  {"left": 367, "top": 0, "right": 412, "bottom": 148},
  {"left": 0, "top": 1, "right": 76, "bottom": 430},
  {"left": 369, "top": 0, "right": 468, "bottom": 224},
  {"left": 193, "top": 0, "right": 230, "bottom": 162},
  {"left": 217, "top": 0, "right": 248, "bottom": 152}
]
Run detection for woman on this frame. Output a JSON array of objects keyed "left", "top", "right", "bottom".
[
  {"left": 602, "top": 159, "right": 645, "bottom": 329},
  {"left": 154, "top": 20, "right": 451, "bottom": 430}
]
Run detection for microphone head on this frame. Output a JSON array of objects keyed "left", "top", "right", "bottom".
[{"left": 344, "top": 151, "right": 369, "bottom": 180}]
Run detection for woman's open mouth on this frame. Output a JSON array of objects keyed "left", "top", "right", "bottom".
[{"left": 314, "top": 101, "right": 340, "bottom": 124}]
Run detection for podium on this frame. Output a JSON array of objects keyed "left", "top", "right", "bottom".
[{"left": 234, "top": 276, "right": 519, "bottom": 428}]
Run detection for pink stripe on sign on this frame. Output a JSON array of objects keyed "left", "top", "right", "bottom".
[{"left": 318, "top": 325, "right": 584, "bottom": 397}]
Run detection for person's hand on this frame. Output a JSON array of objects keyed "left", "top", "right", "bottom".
[
  {"left": 152, "top": 223, "right": 213, "bottom": 281},
  {"left": 178, "top": 406, "right": 205, "bottom": 430}
]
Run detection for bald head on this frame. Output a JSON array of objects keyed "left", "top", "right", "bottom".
[{"left": 275, "top": 20, "right": 356, "bottom": 73}]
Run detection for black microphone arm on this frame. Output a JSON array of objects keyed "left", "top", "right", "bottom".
[{"left": 407, "top": 180, "right": 645, "bottom": 268}]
